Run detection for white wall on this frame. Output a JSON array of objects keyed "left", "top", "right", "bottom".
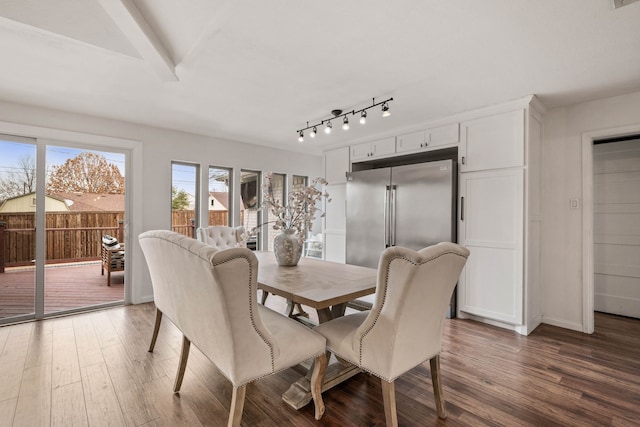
[
  {"left": 0, "top": 100, "right": 322, "bottom": 304},
  {"left": 542, "top": 91, "right": 640, "bottom": 331}
]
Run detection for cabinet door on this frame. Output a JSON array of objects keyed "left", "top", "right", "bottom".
[
  {"left": 458, "top": 169, "right": 524, "bottom": 324},
  {"left": 351, "top": 142, "right": 373, "bottom": 161},
  {"left": 459, "top": 110, "right": 524, "bottom": 172},
  {"left": 324, "top": 147, "right": 349, "bottom": 184},
  {"left": 323, "top": 183, "right": 346, "bottom": 263},
  {"left": 372, "top": 137, "right": 396, "bottom": 158},
  {"left": 428, "top": 123, "right": 459, "bottom": 147},
  {"left": 396, "top": 130, "right": 427, "bottom": 153}
]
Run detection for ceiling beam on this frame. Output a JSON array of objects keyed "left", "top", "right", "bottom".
[{"left": 97, "top": 0, "right": 177, "bottom": 82}]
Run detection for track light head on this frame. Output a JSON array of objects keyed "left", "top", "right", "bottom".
[
  {"left": 360, "top": 110, "right": 367, "bottom": 124},
  {"left": 342, "top": 116, "right": 350, "bottom": 130},
  {"left": 310, "top": 126, "right": 317, "bottom": 138},
  {"left": 324, "top": 121, "right": 332, "bottom": 134},
  {"left": 381, "top": 103, "right": 391, "bottom": 117},
  {"left": 298, "top": 131, "right": 304, "bottom": 143}
]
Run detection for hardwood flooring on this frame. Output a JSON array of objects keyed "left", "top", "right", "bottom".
[{"left": 0, "top": 301, "right": 638, "bottom": 426}]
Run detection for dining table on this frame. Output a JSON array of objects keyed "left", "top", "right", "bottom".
[{"left": 254, "top": 251, "right": 378, "bottom": 409}]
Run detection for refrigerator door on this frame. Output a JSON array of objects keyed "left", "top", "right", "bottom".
[
  {"left": 391, "top": 160, "right": 455, "bottom": 250},
  {"left": 346, "top": 167, "right": 391, "bottom": 269}
]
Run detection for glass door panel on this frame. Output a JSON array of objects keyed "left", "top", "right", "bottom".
[
  {"left": 267, "top": 173, "right": 285, "bottom": 251},
  {"left": 0, "top": 135, "right": 37, "bottom": 323},
  {"left": 44, "top": 146, "right": 126, "bottom": 315}
]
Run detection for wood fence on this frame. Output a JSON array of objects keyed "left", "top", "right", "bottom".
[{"left": 0, "top": 210, "right": 231, "bottom": 271}]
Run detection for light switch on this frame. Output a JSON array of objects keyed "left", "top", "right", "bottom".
[{"left": 569, "top": 198, "right": 580, "bottom": 209}]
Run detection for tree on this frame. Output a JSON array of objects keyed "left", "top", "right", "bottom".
[
  {"left": 172, "top": 186, "right": 190, "bottom": 210},
  {"left": 47, "top": 152, "right": 124, "bottom": 194},
  {"left": 0, "top": 154, "right": 37, "bottom": 201}
]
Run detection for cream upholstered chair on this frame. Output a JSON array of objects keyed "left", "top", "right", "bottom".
[
  {"left": 196, "top": 225, "right": 246, "bottom": 249},
  {"left": 314, "top": 243, "right": 469, "bottom": 426},
  {"left": 139, "top": 230, "right": 328, "bottom": 426}
]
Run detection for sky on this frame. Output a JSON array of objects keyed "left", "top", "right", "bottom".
[{"left": 0, "top": 137, "right": 125, "bottom": 185}]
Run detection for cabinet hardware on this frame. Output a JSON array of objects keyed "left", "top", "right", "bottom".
[
  {"left": 461, "top": 197, "right": 464, "bottom": 221},
  {"left": 461, "top": 156, "right": 465, "bottom": 165}
]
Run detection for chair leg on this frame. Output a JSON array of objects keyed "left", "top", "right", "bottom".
[
  {"left": 311, "top": 353, "right": 328, "bottom": 420},
  {"left": 381, "top": 379, "right": 398, "bottom": 427},
  {"left": 228, "top": 385, "right": 246, "bottom": 427},
  {"left": 148, "top": 308, "right": 163, "bottom": 352},
  {"left": 261, "top": 290, "right": 269, "bottom": 304},
  {"left": 173, "top": 335, "right": 191, "bottom": 393},
  {"left": 107, "top": 269, "right": 111, "bottom": 286},
  {"left": 430, "top": 355, "right": 447, "bottom": 419}
]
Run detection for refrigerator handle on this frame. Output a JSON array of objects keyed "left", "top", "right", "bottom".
[
  {"left": 384, "top": 186, "right": 391, "bottom": 247},
  {"left": 390, "top": 185, "right": 397, "bottom": 246},
  {"left": 461, "top": 196, "right": 464, "bottom": 221}
]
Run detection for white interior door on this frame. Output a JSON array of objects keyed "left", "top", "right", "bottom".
[{"left": 593, "top": 138, "right": 640, "bottom": 318}]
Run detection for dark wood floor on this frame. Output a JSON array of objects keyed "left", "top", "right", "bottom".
[
  {"left": 0, "top": 301, "right": 638, "bottom": 426},
  {"left": 0, "top": 262, "right": 124, "bottom": 320}
]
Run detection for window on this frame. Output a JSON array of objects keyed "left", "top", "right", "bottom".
[
  {"left": 171, "top": 162, "right": 199, "bottom": 238},
  {"left": 208, "top": 166, "right": 232, "bottom": 226},
  {"left": 240, "top": 170, "right": 260, "bottom": 250}
]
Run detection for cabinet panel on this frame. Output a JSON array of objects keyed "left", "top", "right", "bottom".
[
  {"left": 324, "top": 184, "right": 345, "bottom": 232},
  {"left": 351, "top": 137, "right": 395, "bottom": 161},
  {"left": 324, "top": 232, "right": 346, "bottom": 263},
  {"left": 324, "top": 147, "right": 350, "bottom": 184},
  {"left": 459, "top": 110, "right": 524, "bottom": 172},
  {"left": 396, "top": 130, "right": 427, "bottom": 153},
  {"left": 458, "top": 169, "right": 523, "bottom": 324},
  {"left": 429, "top": 123, "right": 459, "bottom": 147}
]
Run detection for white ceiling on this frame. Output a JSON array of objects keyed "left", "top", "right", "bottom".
[{"left": 1, "top": 0, "right": 640, "bottom": 154}]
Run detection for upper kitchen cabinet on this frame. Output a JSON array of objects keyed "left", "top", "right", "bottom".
[
  {"left": 396, "top": 123, "right": 459, "bottom": 154},
  {"left": 350, "top": 137, "right": 396, "bottom": 161},
  {"left": 459, "top": 109, "right": 525, "bottom": 172},
  {"left": 324, "top": 146, "right": 350, "bottom": 184}
]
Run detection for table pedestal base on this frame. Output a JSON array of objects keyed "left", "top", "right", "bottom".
[{"left": 282, "top": 361, "right": 361, "bottom": 409}]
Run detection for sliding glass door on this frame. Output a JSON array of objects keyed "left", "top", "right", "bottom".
[
  {"left": 0, "top": 136, "right": 127, "bottom": 325},
  {"left": 0, "top": 135, "right": 37, "bottom": 323}
]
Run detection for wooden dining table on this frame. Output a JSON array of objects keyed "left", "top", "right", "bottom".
[{"left": 254, "top": 251, "right": 378, "bottom": 409}]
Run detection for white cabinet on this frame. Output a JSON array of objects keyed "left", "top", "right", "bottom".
[
  {"left": 324, "top": 146, "right": 350, "bottom": 184},
  {"left": 396, "top": 130, "right": 427, "bottom": 153},
  {"left": 457, "top": 97, "right": 545, "bottom": 335},
  {"left": 396, "top": 124, "right": 459, "bottom": 154},
  {"left": 459, "top": 110, "right": 524, "bottom": 172},
  {"left": 458, "top": 169, "right": 524, "bottom": 324},
  {"left": 429, "top": 123, "right": 460, "bottom": 147},
  {"left": 322, "top": 148, "right": 349, "bottom": 263},
  {"left": 350, "top": 137, "right": 396, "bottom": 161}
]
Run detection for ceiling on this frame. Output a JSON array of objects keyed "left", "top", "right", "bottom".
[{"left": 1, "top": 0, "right": 640, "bottom": 154}]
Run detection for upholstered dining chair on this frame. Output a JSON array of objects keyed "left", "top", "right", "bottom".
[
  {"left": 314, "top": 243, "right": 469, "bottom": 426},
  {"left": 196, "top": 225, "right": 246, "bottom": 249},
  {"left": 139, "top": 230, "right": 328, "bottom": 426}
]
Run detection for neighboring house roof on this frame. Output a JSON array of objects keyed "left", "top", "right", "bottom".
[
  {"left": 54, "top": 192, "right": 125, "bottom": 211},
  {"left": 209, "top": 191, "right": 229, "bottom": 210}
]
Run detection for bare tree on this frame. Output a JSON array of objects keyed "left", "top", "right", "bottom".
[
  {"left": 0, "top": 154, "right": 36, "bottom": 200},
  {"left": 47, "top": 152, "right": 125, "bottom": 194}
]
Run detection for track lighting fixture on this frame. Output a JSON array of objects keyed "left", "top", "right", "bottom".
[
  {"left": 360, "top": 110, "right": 367, "bottom": 125},
  {"left": 295, "top": 97, "right": 393, "bottom": 142},
  {"left": 382, "top": 102, "right": 391, "bottom": 117}
]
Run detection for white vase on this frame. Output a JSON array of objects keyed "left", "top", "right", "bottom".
[{"left": 273, "top": 229, "right": 303, "bottom": 266}]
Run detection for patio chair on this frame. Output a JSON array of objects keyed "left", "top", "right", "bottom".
[{"left": 101, "top": 234, "right": 124, "bottom": 286}]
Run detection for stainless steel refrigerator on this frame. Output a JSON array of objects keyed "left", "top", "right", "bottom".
[{"left": 346, "top": 159, "right": 457, "bottom": 314}]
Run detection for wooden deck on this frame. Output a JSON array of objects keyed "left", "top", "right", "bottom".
[{"left": 0, "top": 262, "right": 124, "bottom": 320}]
